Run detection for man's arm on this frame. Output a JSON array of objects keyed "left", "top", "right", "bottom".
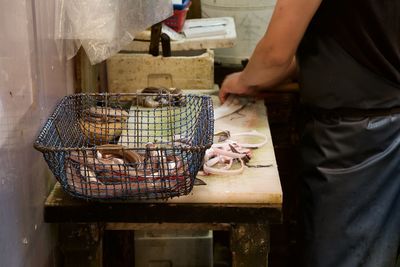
[{"left": 219, "top": 0, "right": 322, "bottom": 102}]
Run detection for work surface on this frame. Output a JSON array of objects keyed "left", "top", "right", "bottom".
[
  {"left": 171, "top": 95, "right": 282, "bottom": 204},
  {"left": 44, "top": 94, "right": 283, "bottom": 223}
]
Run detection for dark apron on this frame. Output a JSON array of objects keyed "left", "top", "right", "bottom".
[{"left": 298, "top": 38, "right": 400, "bottom": 267}]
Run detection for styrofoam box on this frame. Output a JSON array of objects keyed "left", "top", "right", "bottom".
[
  {"left": 123, "top": 17, "right": 237, "bottom": 53},
  {"left": 201, "top": 0, "right": 276, "bottom": 66},
  {"left": 107, "top": 50, "right": 214, "bottom": 92},
  {"left": 134, "top": 230, "right": 213, "bottom": 267}
]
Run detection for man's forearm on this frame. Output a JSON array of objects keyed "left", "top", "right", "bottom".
[
  {"left": 219, "top": 0, "right": 320, "bottom": 101},
  {"left": 238, "top": 47, "right": 297, "bottom": 91},
  {"left": 234, "top": 0, "right": 321, "bottom": 91}
]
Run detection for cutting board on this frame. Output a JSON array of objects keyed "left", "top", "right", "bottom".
[{"left": 145, "top": 91, "right": 282, "bottom": 205}]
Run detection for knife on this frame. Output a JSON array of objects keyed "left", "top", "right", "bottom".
[
  {"left": 160, "top": 33, "right": 171, "bottom": 57},
  {"left": 149, "top": 22, "right": 162, "bottom": 56}
]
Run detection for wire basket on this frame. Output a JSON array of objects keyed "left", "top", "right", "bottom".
[{"left": 34, "top": 92, "right": 214, "bottom": 200}]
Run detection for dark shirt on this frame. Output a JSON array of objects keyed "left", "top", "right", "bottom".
[{"left": 297, "top": 0, "right": 400, "bottom": 109}]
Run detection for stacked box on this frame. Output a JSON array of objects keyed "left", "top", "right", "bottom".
[{"left": 107, "top": 50, "right": 214, "bottom": 92}]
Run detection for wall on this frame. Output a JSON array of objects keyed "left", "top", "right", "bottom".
[{"left": 0, "top": 1, "right": 73, "bottom": 266}]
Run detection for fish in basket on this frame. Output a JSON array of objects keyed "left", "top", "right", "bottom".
[{"left": 34, "top": 89, "right": 214, "bottom": 200}]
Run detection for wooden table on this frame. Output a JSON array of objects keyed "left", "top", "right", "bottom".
[{"left": 44, "top": 95, "right": 282, "bottom": 267}]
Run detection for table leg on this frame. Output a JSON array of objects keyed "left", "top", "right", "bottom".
[
  {"left": 230, "top": 223, "right": 270, "bottom": 267},
  {"left": 58, "top": 223, "right": 103, "bottom": 267},
  {"left": 103, "top": 230, "right": 135, "bottom": 267}
]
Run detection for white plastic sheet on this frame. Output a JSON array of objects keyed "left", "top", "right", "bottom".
[{"left": 55, "top": 0, "right": 173, "bottom": 64}]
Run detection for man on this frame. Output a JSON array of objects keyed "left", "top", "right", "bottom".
[{"left": 219, "top": 0, "right": 400, "bottom": 266}]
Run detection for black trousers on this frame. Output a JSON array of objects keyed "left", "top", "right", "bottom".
[{"left": 300, "top": 112, "right": 400, "bottom": 267}]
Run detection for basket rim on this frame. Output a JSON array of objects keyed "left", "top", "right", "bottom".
[
  {"left": 64, "top": 92, "right": 212, "bottom": 97},
  {"left": 33, "top": 142, "right": 212, "bottom": 153}
]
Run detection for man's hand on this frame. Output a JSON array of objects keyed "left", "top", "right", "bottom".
[
  {"left": 218, "top": 0, "right": 321, "bottom": 104},
  {"left": 219, "top": 72, "right": 255, "bottom": 103}
]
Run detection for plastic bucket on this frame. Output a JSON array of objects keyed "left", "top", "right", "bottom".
[{"left": 201, "top": 0, "right": 276, "bottom": 66}]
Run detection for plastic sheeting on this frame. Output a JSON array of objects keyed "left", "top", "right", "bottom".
[{"left": 55, "top": 0, "right": 173, "bottom": 64}]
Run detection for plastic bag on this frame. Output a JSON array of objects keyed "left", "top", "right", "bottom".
[{"left": 55, "top": 0, "right": 173, "bottom": 64}]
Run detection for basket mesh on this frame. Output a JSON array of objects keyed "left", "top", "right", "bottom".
[{"left": 35, "top": 93, "right": 214, "bottom": 200}]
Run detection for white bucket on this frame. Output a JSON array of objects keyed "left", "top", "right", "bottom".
[{"left": 201, "top": 0, "right": 276, "bottom": 66}]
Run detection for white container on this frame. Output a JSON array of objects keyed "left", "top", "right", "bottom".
[
  {"left": 201, "top": 0, "right": 276, "bottom": 66},
  {"left": 134, "top": 230, "right": 213, "bottom": 267}
]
